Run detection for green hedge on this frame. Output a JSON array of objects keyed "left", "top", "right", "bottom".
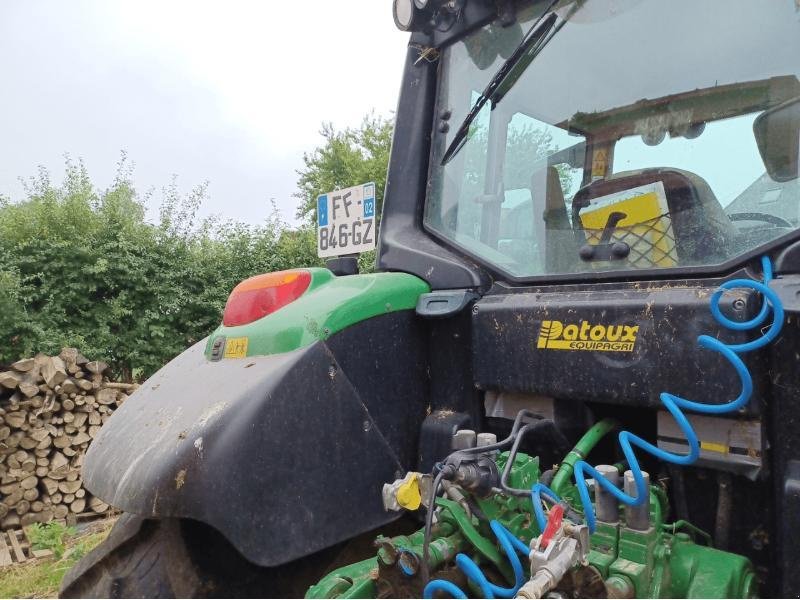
[{"left": 0, "top": 159, "right": 321, "bottom": 379}]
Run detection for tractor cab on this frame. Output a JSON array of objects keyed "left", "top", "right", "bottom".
[{"left": 380, "top": 0, "right": 800, "bottom": 289}]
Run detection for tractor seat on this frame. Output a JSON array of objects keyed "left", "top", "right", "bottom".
[{"left": 570, "top": 168, "right": 736, "bottom": 266}]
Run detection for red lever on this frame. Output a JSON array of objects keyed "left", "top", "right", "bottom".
[{"left": 539, "top": 504, "right": 565, "bottom": 549}]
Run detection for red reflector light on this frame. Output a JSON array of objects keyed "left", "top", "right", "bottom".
[{"left": 223, "top": 270, "right": 311, "bottom": 327}]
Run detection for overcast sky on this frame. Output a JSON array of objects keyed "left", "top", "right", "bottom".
[{"left": 0, "top": 1, "right": 409, "bottom": 224}]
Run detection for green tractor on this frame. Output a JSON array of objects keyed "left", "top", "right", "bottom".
[{"left": 62, "top": 0, "right": 800, "bottom": 597}]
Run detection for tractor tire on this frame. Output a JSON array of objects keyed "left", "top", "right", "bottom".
[
  {"left": 61, "top": 512, "right": 417, "bottom": 598},
  {"left": 60, "top": 513, "right": 207, "bottom": 598}
]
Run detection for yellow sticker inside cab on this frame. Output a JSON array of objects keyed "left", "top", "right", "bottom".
[
  {"left": 579, "top": 181, "right": 677, "bottom": 268},
  {"left": 223, "top": 337, "right": 249, "bottom": 358}
]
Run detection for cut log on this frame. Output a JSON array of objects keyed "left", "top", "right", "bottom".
[
  {"left": 18, "top": 382, "right": 39, "bottom": 398},
  {"left": 0, "top": 371, "right": 21, "bottom": 389},
  {"left": 5, "top": 412, "right": 26, "bottom": 429},
  {"left": 71, "top": 413, "right": 88, "bottom": 428},
  {"left": 53, "top": 504, "right": 68, "bottom": 520},
  {"left": 76, "top": 379, "right": 94, "bottom": 392},
  {"left": 72, "top": 431, "right": 91, "bottom": 445},
  {"left": 21, "top": 475, "right": 38, "bottom": 490},
  {"left": 35, "top": 466, "right": 48, "bottom": 477},
  {"left": 0, "top": 426, "right": 11, "bottom": 441},
  {"left": 62, "top": 399, "right": 75, "bottom": 412},
  {"left": 38, "top": 508, "right": 53, "bottom": 522},
  {"left": 20, "top": 513, "right": 39, "bottom": 527},
  {"left": 5, "top": 489, "right": 23, "bottom": 507},
  {"left": 19, "top": 437, "right": 37, "bottom": 451},
  {"left": 63, "top": 493, "right": 75, "bottom": 504},
  {"left": 31, "top": 500, "right": 43, "bottom": 513},
  {"left": 53, "top": 435, "right": 71, "bottom": 449},
  {"left": 40, "top": 477, "right": 59, "bottom": 496},
  {"left": 69, "top": 498, "right": 86, "bottom": 513},
  {"left": 0, "top": 482, "right": 20, "bottom": 495},
  {"left": 102, "top": 382, "right": 138, "bottom": 391},
  {"left": 15, "top": 500, "right": 31, "bottom": 516},
  {"left": 7, "top": 431, "right": 24, "bottom": 449},
  {"left": 75, "top": 488, "right": 85, "bottom": 499},
  {"left": 50, "top": 492, "right": 63, "bottom": 505},
  {"left": 85, "top": 361, "right": 108, "bottom": 376},
  {"left": 0, "top": 503, "right": 8, "bottom": 519},
  {"left": 29, "top": 428, "right": 49, "bottom": 443},
  {"left": 41, "top": 356, "right": 68, "bottom": 388},
  {"left": 89, "top": 497, "right": 108, "bottom": 513},
  {"left": 59, "top": 480, "right": 81, "bottom": 495},
  {"left": 88, "top": 412, "right": 101, "bottom": 426},
  {"left": 2, "top": 514, "right": 20, "bottom": 529},
  {"left": 11, "top": 358, "right": 36, "bottom": 372},
  {"left": 95, "top": 388, "right": 118, "bottom": 405}
]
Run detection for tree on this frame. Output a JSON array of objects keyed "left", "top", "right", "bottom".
[
  {"left": 294, "top": 115, "right": 393, "bottom": 273},
  {"left": 295, "top": 114, "right": 393, "bottom": 223}
]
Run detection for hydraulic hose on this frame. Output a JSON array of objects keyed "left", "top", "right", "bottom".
[
  {"left": 423, "top": 520, "right": 529, "bottom": 599},
  {"left": 534, "top": 256, "right": 784, "bottom": 532},
  {"left": 550, "top": 418, "right": 617, "bottom": 495}
]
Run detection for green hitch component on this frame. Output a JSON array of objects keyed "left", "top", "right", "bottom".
[
  {"left": 206, "top": 269, "right": 430, "bottom": 358},
  {"left": 305, "top": 524, "right": 465, "bottom": 600},
  {"left": 666, "top": 533, "right": 758, "bottom": 598},
  {"left": 305, "top": 556, "right": 379, "bottom": 599},
  {"left": 599, "top": 518, "right": 757, "bottom": 598},
  {"left": 374, "top": 522, "right": 460, "bottom": 573},
  {"left": 551, "top": 418, "right": 618, "bottom": 495}
]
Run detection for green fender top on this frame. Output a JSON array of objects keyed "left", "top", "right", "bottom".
[{"left": 205, "top": 268, "right": 430, "bottom": 358}]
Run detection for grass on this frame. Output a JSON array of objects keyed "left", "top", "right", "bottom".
[{"left": 0, "top": 519, "right": 115, "bottom": 599}]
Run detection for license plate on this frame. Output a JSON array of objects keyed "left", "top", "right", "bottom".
[{"left": 316, "top": 182, "right": 377, "bottom": 258}]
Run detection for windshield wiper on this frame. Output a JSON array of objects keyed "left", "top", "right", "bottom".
[{"left": 441, "top": 1, "right": 574, "bottom": 165}]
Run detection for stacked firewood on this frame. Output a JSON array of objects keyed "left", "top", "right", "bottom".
[{"left": 0, "top": 349, "right": 135, "bottom": 529}]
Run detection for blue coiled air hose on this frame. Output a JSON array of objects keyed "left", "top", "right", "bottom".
[
  {"left": 423, "top": 520, "right": 530, "bottom": 599},
  {"left": 425, "top": 256, "right": 784, "bottom": 598},
  {"left": 532, "top": 255, "right": 784, "bottom": 533}
]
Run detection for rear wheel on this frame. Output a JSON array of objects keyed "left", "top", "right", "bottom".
[
  {"left": 61, "top": 512, "right": 416, "bottom": 598},
  {"left": 60, "top": 513, "right": 204, "bottom": 598}
]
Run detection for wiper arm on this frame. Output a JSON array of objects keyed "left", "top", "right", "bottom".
[{"left": 441, "top": 1, "right": 571, "bottom": 166}]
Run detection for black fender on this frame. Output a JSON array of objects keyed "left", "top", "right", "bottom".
[{"left": 83, "top": 311, "right": 429, "bottom": 567}]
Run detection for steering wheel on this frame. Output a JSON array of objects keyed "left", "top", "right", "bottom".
[{"left": 728, "top": 212, "right": 794, "bottom": 228}]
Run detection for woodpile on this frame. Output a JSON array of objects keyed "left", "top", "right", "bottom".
[{"left": 0, "top": 349, "right": 136, "bottom": 529}]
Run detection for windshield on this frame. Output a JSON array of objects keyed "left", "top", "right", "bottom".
[{"left": 424, "top": 0, "right": 800, "bottom": 279}]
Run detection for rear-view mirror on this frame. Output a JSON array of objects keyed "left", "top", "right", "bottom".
[{"left": 754, "top": 96, "right": 800, "bottom": 182}]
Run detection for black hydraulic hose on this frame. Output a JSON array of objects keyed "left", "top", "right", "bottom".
[
  {"left": 421, "top": 468, "right": 447, "bottom": 586},
  {"left": 500, "top": 419, "right": 570, "bottom": 497}
]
